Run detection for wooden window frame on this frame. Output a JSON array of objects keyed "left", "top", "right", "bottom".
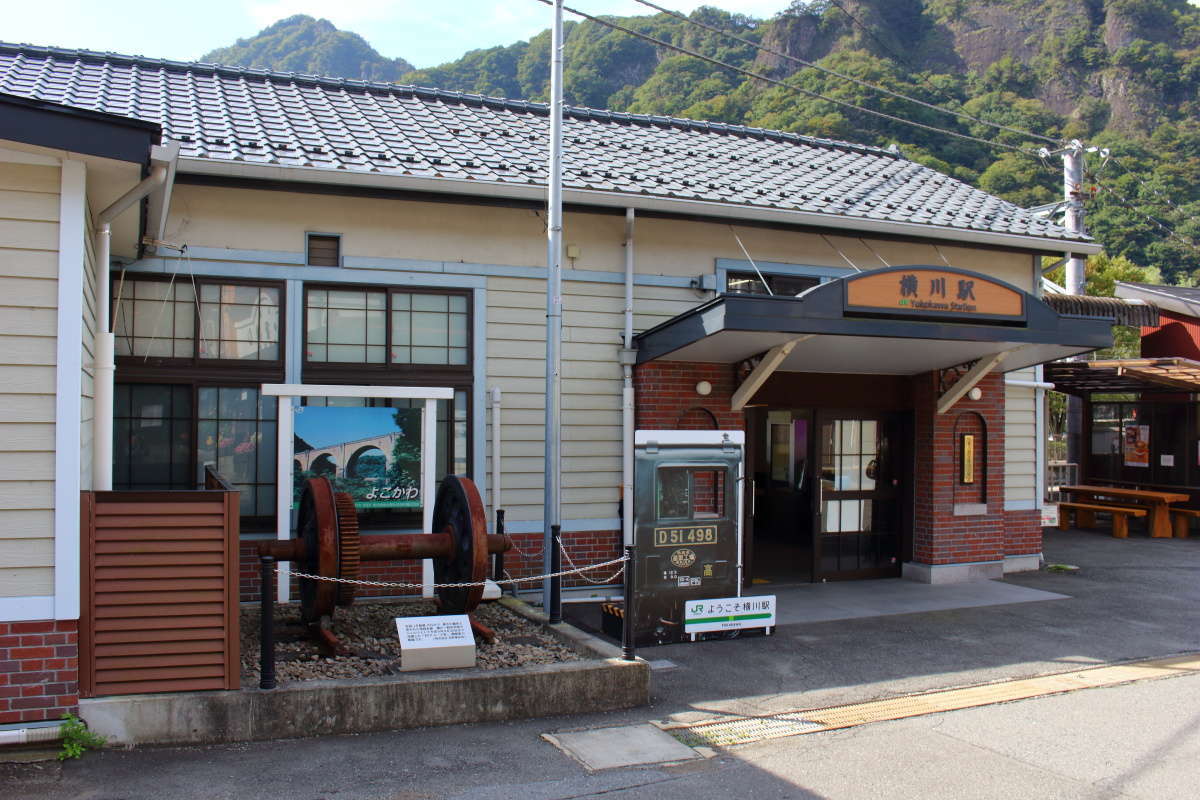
[{"left": 113, "top": 274, "right": 287, "bottom": 374}]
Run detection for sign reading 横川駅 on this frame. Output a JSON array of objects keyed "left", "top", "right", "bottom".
[
  {"left": 844, "top": 267, "right": 1026, "bottom": 322},
  {"left": 684, "top": 595, "right": 776, "bottom": 634}
]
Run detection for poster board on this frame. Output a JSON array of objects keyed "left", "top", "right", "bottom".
[
  {"left": 1124, "top": 424, "right": 1150, "bottom": 468},
  {"left": 263, "top": 384, "right": 454, "bottom": 603}
]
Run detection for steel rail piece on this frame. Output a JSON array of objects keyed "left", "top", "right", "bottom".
[{"left": 258, "top": 475, "right": 512, "bottom": 654}]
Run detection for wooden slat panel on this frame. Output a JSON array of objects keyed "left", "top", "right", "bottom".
[
  {"left": 95, "top": 590, "right": 225, "bottom": 605},
  {"left": 94, "top": 552, "right": 225, "bottom": 567},
  {"left": 96, "top": 625, "right": 225, "bottom": 644},
  {"left": 96, "top": 640, "right": 225, "bottom": 658},
  {"left": 96, "top": 577, "right": 225, "bottom": 593},
  {"left": 96, "top": 501, "right": 225, "bottom": 515},
  {"left": 95, "top": 664, "right": 226, "bottom": 683},
  {"left": 96, "top": 514, "right": 225, "bottom": 528},
  {"left": 95, "top": 565, "right": 226, "bottom": 580},
  {"left": 94, "top": 602, "right": 225, "bottom": 619},
  {"left": 82, "top": 489, "right": 240, "bottom": 697},
  {"left": 95, "top": 541, "right": 223, "bottom": 554},
  {"left": 92, "top": 528, "right": 225, "bottom": 541},
  {"left": 96, "top": 652, "right": 225, "bottom": 670},
  {"left": 92, "top": 678, "right": 227, "bottom": 695}
]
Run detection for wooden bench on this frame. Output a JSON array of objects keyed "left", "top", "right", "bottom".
[
  {"left": 1171, "top": 508, "right": 1200, "bottom": 539},
  {"left": 1058, "top": 501, "right": 1147, "bottom": 539}
]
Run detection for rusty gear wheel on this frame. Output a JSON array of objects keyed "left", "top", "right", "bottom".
[{"left": 333, "top": 490, "right": 360, "bottom": 606}]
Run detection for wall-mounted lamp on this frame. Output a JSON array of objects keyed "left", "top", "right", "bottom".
[
  {"left": 695, "top": 380, "right": 713, "bottom": 396},
  {"left": 968, "top": 387, "right": 983, "bottom": 401}
]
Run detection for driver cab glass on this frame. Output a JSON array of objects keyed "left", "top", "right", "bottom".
[{"left": 657, "top": 466, "right": 727, "bottom": 520}]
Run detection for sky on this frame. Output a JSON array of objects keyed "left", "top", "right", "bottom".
[{"left": 4, "top": 0, "right": 793, "bottom": 70}]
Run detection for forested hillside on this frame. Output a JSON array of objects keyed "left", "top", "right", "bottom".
[
  {"left": 203, "top": 2, "right": 1200, "bottom": 286},
  {"left": 202, "top": 16, "right": 413, "bottom": 83}
]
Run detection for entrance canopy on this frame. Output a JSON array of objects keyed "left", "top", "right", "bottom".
[
  {"left": 636, "top": 266, "right": 1112, "bottom": 378},
  {"left": 1044, "top": 358, "right": 1200, "bottom": 396}
]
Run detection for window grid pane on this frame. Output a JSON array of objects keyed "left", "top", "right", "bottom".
[
  {"left": 197, "top": 387, "right": 277, "bottom": 517},
  {"left": 306, "top": 288, "right": 387, "bottom": 363},
  {"left": 198, "top": 285, "right": 280, "bottom": 361},
  {"left": 114, "top": 280, "right": 196, "bottom": 359},
  {"left": 390, "top": 291, "right": 468, "bottom": 365}
]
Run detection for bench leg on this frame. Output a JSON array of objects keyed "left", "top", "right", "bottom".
[
  {"left": 1058, "top": 509, "right": 1071, "bottom": 531},
  {"left": 1174, "top": 513, "right": 1190, "bottom": 539},
  {"left": 1112, "top": 514, "right": 1129, "bottom": 539}
]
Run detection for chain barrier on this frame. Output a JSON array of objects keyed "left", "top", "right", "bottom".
[
  {"left": 555, "top": 535, "right": 625, "bottom": 585},
  {"left": 284, "top": 553, "right": 628, "bottom": 590}
]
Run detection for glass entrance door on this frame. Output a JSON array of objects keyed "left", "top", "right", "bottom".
[{"left": 815, "top": 413, "right": 901, "bottom": 579}]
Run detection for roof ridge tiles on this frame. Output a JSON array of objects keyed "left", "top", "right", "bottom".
[{"left": 0, "top": 40, "right": 899, "bottom": 160}]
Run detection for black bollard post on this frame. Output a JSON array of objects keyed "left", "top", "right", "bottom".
[
  {"left": 494, "top": 509, "right": 507, "bottom": 593},
  {"left": 549, "top": 524, "right": 562, "bottom": 624},
  {"left": 622, "top": 544, "right": 636, "bottom": 661},
  {"left": 259, "top": 556, "right": 277, "bottom": 690}
]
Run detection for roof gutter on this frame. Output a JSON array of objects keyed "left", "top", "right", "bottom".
[{"left": 178, "top": 157, "right": 1102, "bottom": 257}]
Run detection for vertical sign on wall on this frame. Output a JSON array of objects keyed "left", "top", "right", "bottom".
[{"left": 1124, "top": 424, "right": 1150, "bottom": 468}]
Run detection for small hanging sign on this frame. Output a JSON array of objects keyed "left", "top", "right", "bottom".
[{"left": 960, "top": 434, "right": 975, "bottom": 484}]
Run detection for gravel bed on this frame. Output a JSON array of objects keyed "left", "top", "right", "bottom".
[{"left": 240, "top": 599, "right": 581, "bottom": 684}]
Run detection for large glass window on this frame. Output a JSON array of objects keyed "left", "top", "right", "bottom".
[
  {"left": 113, "top": 281, "right": 196, "bottom": 358},
  {"left": 113, "top": 276, "right": 285, "bottom": 530},
  {"left": 197, "top": 387, "right": 278, "bottom": 518},
  {"left": 199, "top": 284, "right": 281, "bottom": 361},
  {"left": 114, "top": 277, "right": 282, "bottom": 365},
  {"left": 114, "top": 384, "right": 193, "bottom": 490},
  {"left": 726, "top": 271, "right": 819, "bottom": 296},
  {"left": 305, "top": 288, "right": 387, "bottom": 363},
  {"left": 304, "top": 286, "right": 470, "bottom": 367}
]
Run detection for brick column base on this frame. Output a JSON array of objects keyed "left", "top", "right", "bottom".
[{"left": 0, "top": 620, "right": 79, "bottom": 724}]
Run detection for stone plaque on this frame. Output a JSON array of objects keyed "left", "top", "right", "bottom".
[{"left": 396, "top": 614, "right": 475, "bottom": 671}]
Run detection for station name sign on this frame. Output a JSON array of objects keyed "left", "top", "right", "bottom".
[{"left": 843, "top": 267, "right": 1026, "bottom": 322}]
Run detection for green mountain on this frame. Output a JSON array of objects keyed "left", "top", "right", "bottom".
[
  {"left": 201, "top": 15, "right": 413, "bottom": 82},
  {"left": 203, "top": 3, "right": 1200, "bottom": 286}
]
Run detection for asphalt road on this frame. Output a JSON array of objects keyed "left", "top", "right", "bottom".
[{"left": 2, "top": 529, "right": 1198, "bottom": 799}]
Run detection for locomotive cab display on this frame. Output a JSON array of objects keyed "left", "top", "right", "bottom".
[{"left": 630, "top": 430, "right": 744, "bottom": 645}]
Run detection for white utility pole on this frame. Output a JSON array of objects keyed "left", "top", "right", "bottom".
[
  {"left": 1039, "top": 139, "right": 1091, "bottom": 470},
  {"left": 1063, "top": 140, "right": 1087, "bottom": 295},
  {"left": 543, "top": 0, "right": 565, "bottom": 610}
]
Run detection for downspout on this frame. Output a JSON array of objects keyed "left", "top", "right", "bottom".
[
  {"left": 92, "top": 163, "right": 169, "bottom": 491},
  {"left": 620, "top": 208, "right": 637, "bottom": 547},
  {"left": 491, "top": 387, "right": 502, "bottom": 518}
]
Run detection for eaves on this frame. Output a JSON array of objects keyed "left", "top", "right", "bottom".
[{"left": 179, "top": 157, "right": 1103, "bottom": 257}]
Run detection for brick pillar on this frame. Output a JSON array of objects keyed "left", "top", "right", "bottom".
[
  {"left": 909, "top": 371, "right": 1008, "bottom": 583},
  {"left": 633, "top": 362, "right": 744, "bottom": 432},
  {"left": 0, "top": 620, "right": 79, "bottom": 724}
]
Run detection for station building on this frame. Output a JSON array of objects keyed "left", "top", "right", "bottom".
[{"left": 0, "top": 43, "right": 1115, "bottom": 723}]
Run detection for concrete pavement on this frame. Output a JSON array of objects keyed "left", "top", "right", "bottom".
[{"left": 2, "top": 528, "right": 1198, "bottom": 798}]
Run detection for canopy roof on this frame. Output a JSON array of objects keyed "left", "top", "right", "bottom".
[
  {"left": 1044, "top": 358, "right": 1200, "bottom": 396},
  {"left": 636, "top": 266, "right": 1112, "bottom": 376}
]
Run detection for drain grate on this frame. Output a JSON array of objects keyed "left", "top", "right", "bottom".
[
  {"left": 665, "top": 653, "right": 1200, "bottom": 749},
  {"left": 670, "top": 714, "right": 824, "bottom": 748}
]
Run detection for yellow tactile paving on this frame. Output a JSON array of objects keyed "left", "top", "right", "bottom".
[{"left": 665, "top": 653, "right": 1200, "bottom": 748}]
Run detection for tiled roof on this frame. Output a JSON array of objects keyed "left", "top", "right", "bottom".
[{"left": 0, "top": 42, "right": 1089, "bottom": 245}]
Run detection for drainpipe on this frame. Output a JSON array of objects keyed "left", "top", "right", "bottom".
[
  {"left": 620, "top": 208, "right": 637, "bottom": 546},
  {"left": 92, "top": 162, "right": 170, "bottom": 491},
  {"left": 491, "top": 387, "right": 502, "bottom": 517},
  {"left": 0, "top": 720, "right": 65, "bottom": 747}
]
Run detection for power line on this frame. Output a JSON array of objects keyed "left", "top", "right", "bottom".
[
  {"left": 631, "top": 0, "right": 1062, "bottom": 146},
  {"left": 1107, "top": 155, "right": 1197, "bottom": 219},
  {"left": 532, "top": 0, "right": 1037, "bottom": 154},
  {"left": 1087, "top": 179, "right": 1200, "bottom": 257}
]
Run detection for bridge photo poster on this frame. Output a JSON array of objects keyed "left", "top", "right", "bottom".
[{"left": 292, "top": 405, "right": 423, "bottom": 510}]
